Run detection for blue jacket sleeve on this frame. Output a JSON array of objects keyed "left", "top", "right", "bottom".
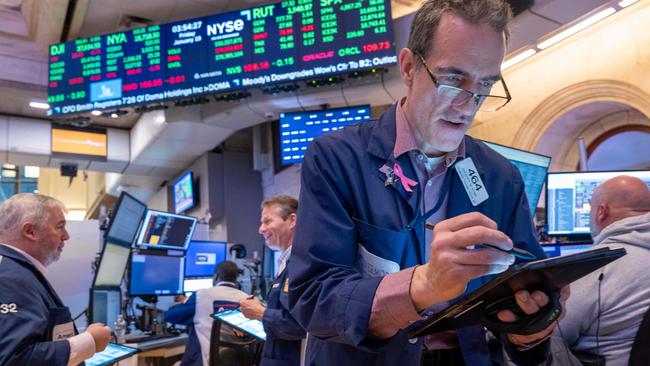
[
  {"left": 0, "top": 276, "right": 71, "bottom": 366},
  {"left": 262, "top": 306, "right": 306, "bottom": 341},
  {"left": 288, "top": 141, "right": 383, "bottom": 348},
  {"left": 165, "top": 294, "right": 196, "bottom": 326}
]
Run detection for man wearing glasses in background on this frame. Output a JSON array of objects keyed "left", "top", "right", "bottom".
[{"left": 288, "top": 0, "right": 565, "bottom": 365}]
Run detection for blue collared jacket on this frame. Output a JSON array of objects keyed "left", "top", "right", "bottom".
[
  {"left": 288, "top": 104, "right": 549, "bottom": 365},
  {"left": 0, "top": 245, "right": 82, "bottom": 366},
  {"left": 260, "top": 265, "right": 306, "bottom": 366}
]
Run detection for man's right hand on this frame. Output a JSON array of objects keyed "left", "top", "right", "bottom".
[
  {"left": 410, "top": 212, "right": 516, "bottom": 311},
  {"left": 86, "top": 323, "right": 111, "bottom": 352}
]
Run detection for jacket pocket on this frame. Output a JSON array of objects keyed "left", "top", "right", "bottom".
[
  {"left": 47, "top": 306, "right": 75, "bottom": 341},
  {"left": 352, "top": 217, "right": 408, "bottom": 276}
]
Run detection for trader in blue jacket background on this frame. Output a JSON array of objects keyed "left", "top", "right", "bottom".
[
  {"left": 240, "top": 195, "right": 306, "bottom": 366},
  {"left": 288, "top": 0, "right": 567, "bottom": 365},
  {"left": 0, "top": 193, "right": 111, "bottom": 366}
]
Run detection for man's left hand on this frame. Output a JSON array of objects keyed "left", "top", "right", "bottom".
[{"left": 497, "top": 285, "right": 570, "bottom": 347}]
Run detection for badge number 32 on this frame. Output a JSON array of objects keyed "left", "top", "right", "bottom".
[{"left": 0, "top": 303, "right": 17, "bottom": 314}]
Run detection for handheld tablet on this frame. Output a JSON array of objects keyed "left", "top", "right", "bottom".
[
  {"left": 408, "top": 246, "right": 626, "bottom": 336},
  {"left": 212, "top": 309, "right": 267, "bottom": 341},
  {"left": 85, "top": 343, "right": 137, "bottom": 366}
]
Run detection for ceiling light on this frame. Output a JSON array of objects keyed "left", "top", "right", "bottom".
[
  {"left": 619, "top": 0, "right": 639, "bottom": 7},
  {"left": 29, "top": 101, "right": 50, "bottom": 110},
  {"left": 91, "top": 110, "right": 102, "bottom": 116},
  {"left": 501, "top": 49, "right": 537, "bottom": 70},
  {"left": 24, "top": 166, "right": 40, "bottom": 178},
  {"left": 537, "top": 7, "right": 616, "bottom": 50},
  {"left": 110, "top": 113, "right": 118, "bottom": 118}
]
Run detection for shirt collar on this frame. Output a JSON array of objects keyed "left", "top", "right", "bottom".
[
  {"left": 0, "top": 243, "right": 48, "bottom": 276},
  {"left": 394, "top": 97, "right": 466, "bottom": 167}
]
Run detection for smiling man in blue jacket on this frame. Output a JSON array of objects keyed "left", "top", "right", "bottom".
[{"left": 288, "top": 1, "right": 565, "bottom": 365}]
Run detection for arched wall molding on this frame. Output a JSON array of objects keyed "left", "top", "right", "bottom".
[{"left": 512, "top": 80, "right": 650, "bottom": 171}]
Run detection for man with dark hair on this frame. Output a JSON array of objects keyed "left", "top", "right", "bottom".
[
  {"left": 239, "top": 195, "right": 305, "bottom": 366},
  {"left": 288, "top": 0, "right": 563, "bottom": 365},
  {"left": 0, "top": 193, "right": 111, "bottom": 365},
  {"left": 166, "top": 260, "right": 253, "bottom": 366}
]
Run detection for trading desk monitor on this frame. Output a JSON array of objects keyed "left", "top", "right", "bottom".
[
  {"left": 547, "top": 170, "right": 650, "bottom": 236},
  {"left": 90, "top": 288, "right": 121, "bottom": 329},
  {"left": 482, "top": 141, "right": 551, "bottom": 215},
  {"left": 135, "top": 210, "right": 197, "bottom": 250},
  {"left": 184, "top": 278, "right": 214, "bottom": 294},
  {"left": 185, "top": 240, "right": 227, "bottom": 278},
  {"left": 279, "top": 105, "right": 372, "bottom": 165},
  {"left": 93, "top": 241, "right": 131, "bottom": 287},
  {"left": 104, "top": 191, "right": 147, "bottom": 245},
  {"left": 129, "top": 253, "right": 185, "bottom": 296},
  {"left": 173, "top": 171, "right": 195, "bottom": 214}
]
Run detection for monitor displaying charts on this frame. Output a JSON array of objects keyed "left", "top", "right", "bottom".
[
  {"left": 546, "top": 170, "right": 650, "bottom": 236},
  {"left": 135, "top": 210, "right": 197, "bottom": 250}
]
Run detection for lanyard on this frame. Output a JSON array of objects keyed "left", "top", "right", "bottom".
[{"left": 403, "top": 167, "right": 454, "bottom": 232}]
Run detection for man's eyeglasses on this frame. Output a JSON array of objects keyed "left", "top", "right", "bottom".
[{"left": 414, "top": 52, "right": 511, "bottom": 112}]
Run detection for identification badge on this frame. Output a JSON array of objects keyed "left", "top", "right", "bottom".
[
  {"left": 454, "top": 158, "right": 489, "bottom": 206},
  {"left": 283, "top": 278, "right": 289, "bottom": 293},
  {"left": 52, "top": 321, "right": 75, "bottom": 341}
]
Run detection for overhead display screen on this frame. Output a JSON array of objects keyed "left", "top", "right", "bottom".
[
  {"left": 279, "top": 104, "right": 371, "bottom": 164},
  {"left": 48, "top": 0, "right": 396, "bottom": 116}
]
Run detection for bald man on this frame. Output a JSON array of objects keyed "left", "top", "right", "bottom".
[{"left": 554, "top": 176, "right": 650, "bottom": 366}]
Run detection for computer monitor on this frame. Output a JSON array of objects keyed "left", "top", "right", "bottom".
[
  {"left": 173, "top": 171, "right": 195, "bottom": 214},
  {"left": 93, "top": 241, "right": 131, "bottom": 287},
  {"left": 90, "top": 288, "right": 121, "bottom": 329},
  {"left": 184, "top": 278, "right": 214, "bottom": 294},
  {"left": 546, "top": 170, "right": 650, "bottom": 236},
  {"left": 129, "top": 253, "right": 185, "bottom": 296},
  {"left": 279, "top": 105, "right": 372, "bottom": 165},
  {"left": 542, "top": 244, "right": 593, "bottom": 258},
  {"left": 135, "top": 210, "right": 197, "bottom": 250},
  {"left": 104, "top": 191, "right": 147, "bottom": 246},
  {"left": 184, "top": 241, "right": 228, "bottom": 278},
  {"left": 482, "top": 141, "right": 551, "bottom": 215}
]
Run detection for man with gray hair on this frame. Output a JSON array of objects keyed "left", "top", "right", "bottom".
[
  {"left": 555, "top": 176, "right": 650, "bottom": 365},
  {"left": 0, "top": 193, "right": 111, "bottom": 365}
]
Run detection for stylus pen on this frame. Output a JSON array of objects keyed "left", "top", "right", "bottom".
[{"left": 424, "top": 222, "right": 537, "bottom": 260}]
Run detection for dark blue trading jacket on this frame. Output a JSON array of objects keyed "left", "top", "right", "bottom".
[
  {"left": 288, "top": 103, "right": 549, "bottom": 366},
  {"left": 0, "top": 245, "right": 83, "bottom": 366},
  {"left": 260, "top": 266, "right": 306, "bottom": 366}
]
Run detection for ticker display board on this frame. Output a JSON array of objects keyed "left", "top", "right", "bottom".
[{"left": 48, "top": 0, "right": 396, "bottom": 116}]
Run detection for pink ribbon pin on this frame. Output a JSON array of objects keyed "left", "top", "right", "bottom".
[{"left": 393, "top": 163, "right": 418, "bottom": 192}]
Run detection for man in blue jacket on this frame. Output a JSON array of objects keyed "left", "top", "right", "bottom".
[
  {"left": 240, "top": 195, "right": 306, "bottom": 366},
  {"left": 0, "top": 193, "right": 111, "bottom": 365},
  {"left": 288, "top": 0, "right": 565, "bottom": 365}
]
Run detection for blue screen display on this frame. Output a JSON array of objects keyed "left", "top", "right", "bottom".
[
  {"left": 129, "top": 254, "right": 184, "bottom": 296},
  {"left": 185, "top": 241, "right": 228, "bottom": 278},
  {"left": 173, "top": 171, "right": 195, "bottom": 214},
  {"left": 279, "top": 105, "right": 371, "bottom": 164},
  {"left": 47, "top": 0, "right": 396, "bottom": 115},
  {"left": 482, "top": 141, "right": 551, "bottom": 215}
]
